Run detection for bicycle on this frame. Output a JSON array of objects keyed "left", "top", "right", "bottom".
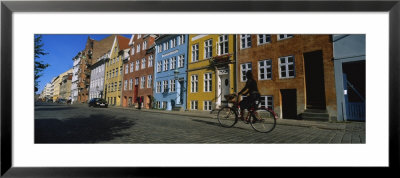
[{"left": 217, "top": 93, "right": 277, "bottom": 133}]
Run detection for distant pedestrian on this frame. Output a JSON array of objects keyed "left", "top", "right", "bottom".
[{"left": 137, "top": 96, "right": 142, "bottom": 110}]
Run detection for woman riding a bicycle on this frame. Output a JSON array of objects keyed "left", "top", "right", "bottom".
[{"left": 238, "top": 70, "right": 260, "bottom": 122}]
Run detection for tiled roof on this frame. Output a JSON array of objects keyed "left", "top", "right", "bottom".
[{"left": 116, "top": 35, "right": 130, "bottom": 50}]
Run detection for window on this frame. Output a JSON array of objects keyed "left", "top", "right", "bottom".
[
  {"left": 204, "top": 101, "right": 212, "bottom": 111},
  {"left": 170, "top": 57, "right": 176, "bottom": 70},
  {"left": 140, "top": 76, "right": 145, "bottom": 89},
  {"left": 163, "top": 59, "right": 169, "bottom": 71},
  {"left": 156, "top": 81, "right": 161, "bottom": 93},
  {"left": 135, "top": 60, "right": 140, "bottom": 71},
  {"left": 169, "top": 79, "right": 176, "bottom": 92},
  {"left": 157, "top": 44, "right": 162, "bottom": 53},
  {"left": 191, "top": 100, "right": 198, "bottom": 110},
  {"left": 157, "top": 61, "right": 162, "bottom": 72},
  {"left": 258, "top": 35, "right": 271, "bottom": 45},
  {"left": 191, "top": 75, "right": 198, "bottom": 93},
  {"left": 115, "top": 68, "right": 118, "bottom": 77},
  {"left": 240, "top": 63, "right": 252, "bottom": 81},
  {"left": 143, "top": 41, "right": 147, "bottom": 50},
  {"left": 131, "top": 47, "right": 135, "bottom": 55},
  {"left": 120, "top": 67, "right": 122, "bottom": 75},
  {"left": 148, "top": 55, "right": 153, "bottom": 67},
  {"left": 171, "top": 38, "right": 177, "bottom": 48},
  {"left": 129, "top": 79, "right": 133, "bottom": 90},
  {"left": 164, "top": 41, "right": 169, "bottom": 50},
  {"left": 278, "top": 34, "right": 294, "bottom": 40},
  {"left": 147, "top": 75, "right": 152, "bottom": 88},
  {"left": 125, "top": 64, "right": 129, "bottom": 74},
  {"left": 259, "top": 60, "right": 272, "bottom": 80},
  {"left": 141, "top": 58, "right": 146, "bottom": 69},
  {"left": 114, "top": 82, "right": 117, "bottom": 92},
  {"left": 124, "top": 80, "right": 128, "bottom": 90},
  {"left": 279, "top": 56, "right": 295, "bottom": 78},
  {"left": 204, "top": 73, "right": 212, "bottom": 92},
  {"left": 218, "top": 35, "right": 229, "bottom": 55},
  {"left": 260, "top": 96, "right": 274, "bottom": 110},
  {"left": 204, "top": 39, "right": 213, "bottom": 59},
  {"left": 118, "top": 81, "right": 121, "bottom": 91},
  {"left": 179, "top": 35, "right": 185, "bottom": 45},
  {"left": 178, "top": 54, "right": 184, "bottom": 68},
  {"left": 163, "top": 80, "right": 168, "bottom": 93},
  {"left": 240, "top": 34, "right": 252, "bottom": 49},
  {"left": 192, "top": 44, "right": 199, "bottom": 62},
  {"left": 112, "top": 69, "right": 115, "bottom": 78},
  {"left": 135, "top": 78, "right": 139, "bottom": 86},
  {"left": 137, "top": 44, "right": 141, "bottom": 53},
  {"left": 130, "top": 62, "right": 134, "bottom": 73}
]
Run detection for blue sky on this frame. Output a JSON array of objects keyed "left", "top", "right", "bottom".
[{"left": 35, "top": 34, "right": 131, "bottom": 94}]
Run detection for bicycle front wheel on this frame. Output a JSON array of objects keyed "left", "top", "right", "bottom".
[
  {"left": 217, "top": 106, "right": 238, "bottom": 128},
  {"left": 250, "top": 108, "right": 277, "bottom": 133}
]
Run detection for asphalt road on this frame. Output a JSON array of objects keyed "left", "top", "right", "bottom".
[{"left": 34, "top": 102, "right": 365, "bottom": 144}]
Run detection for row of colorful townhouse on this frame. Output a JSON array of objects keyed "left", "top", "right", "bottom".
[{"left": 64, "top": 34, "right": 365, "bottom": 122}]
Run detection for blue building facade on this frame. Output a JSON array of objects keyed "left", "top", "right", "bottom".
[{"left": 153, "top": 35, "right": 188, "bottom": 110}]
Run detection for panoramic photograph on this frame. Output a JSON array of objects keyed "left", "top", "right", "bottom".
[{"left": 34, "top": 34, "right": 366, "bottom": 144}]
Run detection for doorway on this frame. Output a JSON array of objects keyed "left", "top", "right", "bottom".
[
  {"left": 218, "top": 73, "right": 230, "bottom": 105},
  {"left": 281, "top": 89, "right": 297, "bottom": 119},
  {"left": 304, "top": 50, "right": 326, "bottom": 109}
]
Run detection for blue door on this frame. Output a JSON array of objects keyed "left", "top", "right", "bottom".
[{"left": 343, "top": 74, "right": 365, "bottom": 121}]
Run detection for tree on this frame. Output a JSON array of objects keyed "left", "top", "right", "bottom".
[{"left": 34, "top": 35, "right": 49, "bottom": 92}]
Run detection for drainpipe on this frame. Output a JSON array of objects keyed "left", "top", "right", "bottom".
[{"left": 234, "top": 34, "right": 238, "bottom": 93}]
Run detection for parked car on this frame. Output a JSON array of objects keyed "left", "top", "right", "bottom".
[
  {"left": 88, "top": 98, "right": 108, "bottom": 108},
  {"left": 56, "top": 99, "right": 67, "bottom": 104}
]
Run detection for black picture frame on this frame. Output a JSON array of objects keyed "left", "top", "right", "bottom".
[{"left": 1, "top": 0, "right": 399, "bottom": 177}]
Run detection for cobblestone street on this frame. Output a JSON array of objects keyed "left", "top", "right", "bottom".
[{"left": 35, "top": 102, "right": 365, "bottom": 144}]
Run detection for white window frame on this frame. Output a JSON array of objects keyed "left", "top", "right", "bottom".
[
  {"left": 191, "top": 75, "right": 198, "bottom": 93},
  {"left": 148, "top": 55, "right": 153, "bottom": 67},
  {"left": 156, "top": 81, "right": 161, "bottom": 93},
  {"left": 240, "top": 63, "right": 252, "bottom": 82},
  {"left": 204, "top": 39, "right": 213, "bottom": 59},
  {"left": 131, "top": 47, "right": 135, "bottom": 55},
  {"left": 179, "top": 35, "right": 185, "bottom": 45},
  {"left": 279, "top": 56, "right": 295, "bottom": 79},
  {"left": 157, "top": 44, "right": 162, "bottom": 53},
  {"left": 204, "top": 101, "right": 212, "bottom": 111},
  {"left": 143, "top": 41, "right": 147, "bottom": 50},
  {"left": 170, "top": 57, "right": 176, "bottom": 70},
  {"left": 130, "top": 62, "right": 134, "bottom": 73},
  {"left": 258, "top": 59, "right": 272, "bottom": 80},
  {"left": 137, "top": 44, "right": 141, "bottom": 53},
  {"left": 147, "top": 75, "right": 152, "bottom": 88},
  {"left": 157, "top": 61, "right": 162, "bottom": 72},
  {"left": 204, "top": 73, "right": 212, "bottom": 92},
  {"left": 218, "top": 35, "right": 229, "bottom": 55},
  {"left": 163, "top": 80, "right": 168, "bottom": 93},
  {"left": 129, "top": 79, "right": 133, "bottom": 90},
  {"left": 164, "top": 41, "right": 169, "bottom": 50},
  {"left": 260, "top": 95, "right": 274, "bottom": 110},
  {"left": 258, "top": 34, "right": 272, "bottom": 45},
  {"left": 140, "top": 76, "right": 145, "bottom": 89},
  {"left": 277, "top": 34, "right": 294, "bottom": 40},
  {"left": 192, "top": 44, "right": 199, "bottom": 62},
  {"left": 240, "top": 34, "right": 252, "bottom": 49},
  {"left": 163, "top": 59, "right": 169, "bottom": 71},
  {"left": 171, "top": 38, "right": 177, "bottom": 48},
  {"left": 124, "top": 80, "right": 128, "bottom": 90},
  {"left": 178, "top": 54, "right": 184, "bottom": 68},
  {"left": 169, "top": 79, "right": 176, "bottom": 92},
  {"left": 135, "top": 78, "right": 139, "bottom": 86},
  {"left": 135, "top": 60, "right": 140, "bottom": 71},
  {"left": 191, "top": 100, "right": 198, "bottom": 110},
  {"left": 141, "top": 58, "right": 146, "bottom": 69},
  {"left": 125, "top": 64, "right": 129, "bottom": 74}
]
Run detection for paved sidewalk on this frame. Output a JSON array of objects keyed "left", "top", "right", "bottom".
[{"left": 109, "top": 106, "right": 365, "bottom": 132}]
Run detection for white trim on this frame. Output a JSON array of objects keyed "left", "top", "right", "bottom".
[{"left": 191, "top": 34, "right": 207, "bottom": 41}]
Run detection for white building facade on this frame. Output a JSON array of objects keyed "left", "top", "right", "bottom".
[
  {"left": 71, "top": 52, "right": 82, "bottom": 104},
  {"left": 89, "top": 51, "right": 109, "bottom": 100}
]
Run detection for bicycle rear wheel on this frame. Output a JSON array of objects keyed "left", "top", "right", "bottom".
[
  {"left": 250, "top": 108, "right": 277, "bottom": 133},
  {"left": 217, "top": 106, "right": 237, "bottom": 128}
]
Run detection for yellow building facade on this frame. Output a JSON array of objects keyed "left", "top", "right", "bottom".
[
  {"left": 104, "top": 35, "right": 129, "bottom": 106},
  {"left": 187, "top": 34, "right": 236, "bottom": 111}
]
